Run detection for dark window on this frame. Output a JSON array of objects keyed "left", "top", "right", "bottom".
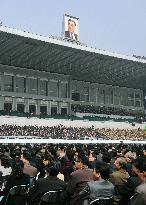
[
  {"left": 135, "top": 93, "right": 141, "bottom": 99},
  {"left": 29, "top": 105, "right": 36, "bottom": 114},
  {"left": 49, "top": 81, "right": 58, "bottom": 97},
  {"left": 40, "top": 80, "right": 48, "bottom": 96},
  {"left": 128, "top": 93, "right": 134, "bottom": 98},
  {"left": 16, "top": 76, "right": 26, "bottom": 93},
  {"left": 81, "top": 87, "right": 89, "bottom": 102},
  {"left": 40, "top": 106, "right": 47, "bottom": 115},
  {"left": 4, "top": 75, "right": 14, "bottom": 92},
  {"left": 17, "top": 104, "right": 25, "bottom": 113},
  {"left": 60, "top": 83, "right": 68, "bottom": 98},
  {"left": 28, "top": 78, "right": 37, "bottom": 94},
  {"left": 61, "top": 108, "right": 67, "bottom": 115},
  {"left": 72, "top": 93, "right": 80, "bottom": 101},
  {"left": 51, "top": 107, "right": 57, "bottom": 115},
  {"left": 4, "top": 103, "right": 12, "bottom": 112},
  {"left": 135, "top": 101, "right": 141, "bottom": 107}
]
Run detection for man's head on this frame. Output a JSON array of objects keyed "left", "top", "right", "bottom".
[
  {"left": 21, "top": 153, "right": 31, "bottom": 164},
  {"left": 46, "top": 165, "right": 59, "bottom": 176},
  {"left": 93, "top": 162, "right": 110, "bottom": 180},
  {"left": 68, "top": 19, "right": 76, "bottom": 33},
  {"left": 114, "top": 157, "right": 127, "bottom": 170},
  {"left": 136, "top": 161, "right": 146, "bottom": 182},
  {"left": 74, "top": 156, "right": 89, "bottom": 170},
  {"left": 132, "top": 158, "right": 143, "bottom": 175}
]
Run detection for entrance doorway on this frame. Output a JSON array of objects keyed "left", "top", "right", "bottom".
[
  {"left": 4, "top": 103, "right": 12, "bottom": 112},
  {"left": 61, "top": 107, "right": 67, "bottom": 115},
  {"left": 40, "top": 106, "right": 47, "bottom": 115},
  {"left": 29, "top": 105, "right": 36, "bottom": 115},
  {"left": 51, "top": 107, "right": 57, "bottom": 115},
  {"left": 17, "top": 104, "right": 25, "bottom": 113}
]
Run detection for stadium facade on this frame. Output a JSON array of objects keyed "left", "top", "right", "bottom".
[{"left": 0, "top": 25, "right": 146, "bottom": 115}]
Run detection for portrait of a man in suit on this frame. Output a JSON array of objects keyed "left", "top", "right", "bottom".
[{"left": 65, "top": 18, "right": 78, "bottom": 40}]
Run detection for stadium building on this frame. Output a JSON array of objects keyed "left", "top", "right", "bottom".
[{"left": 0, "top": 25, "right": 146, "bottom": 116}]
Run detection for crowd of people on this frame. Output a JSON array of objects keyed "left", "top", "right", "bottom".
[
  {"left": 71, "top": 104, "right": 145, "bottom": 118},
  {"left": 0, "top": 124, "right": 146, "bottom": 141},
  {"left": 0, "top": 143, "right": 145, "bottom": 205},
  {"left": 96, "top": 128, "right": 146, "bottom": 141}
]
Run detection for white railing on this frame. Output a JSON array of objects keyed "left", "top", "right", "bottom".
[{"left": 0, "top": 137, "right": 145, "bottom": 144}]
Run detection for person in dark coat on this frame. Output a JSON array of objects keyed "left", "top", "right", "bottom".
[
  {"left": 118, "top": 158, "right": 144, "bottom": 205},
  {"left": 130, "top": 162, "right": 146, "bottom": 205},
  {"left": 28, "top": 165, "right": 67, "bottom": 205},
  {"left": 0, "top": 159, "right": 30, "bottom": 205},
  {"left": 79, "top": 162, "right": 114, "bottom": 205},
  {"left": 66, "top": 156, "right": 94, "bottom": 205}
]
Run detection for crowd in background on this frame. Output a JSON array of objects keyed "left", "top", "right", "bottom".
[
  {"left": 0, "top": 143, "right": 145, "bottom": 205},
  {"left": 96, "top": 128, "right": 146, "bottom": 140},
  {"left": 71, "top": 104, "right": 145, "bottom": 119},
  {"left": 0, "top": 124, "right": 146, "bottom": 141}
]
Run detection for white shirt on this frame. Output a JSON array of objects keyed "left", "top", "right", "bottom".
[
  {"left": 0, "top": 164, "right": 12, "bottom": 176},
  {"left": 70, "top": 33, "right": 76, "bottom": 40}
]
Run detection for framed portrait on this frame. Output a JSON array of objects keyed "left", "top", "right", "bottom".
[{"left": 64, "top": 14, "right": 79, "bottom": 41}]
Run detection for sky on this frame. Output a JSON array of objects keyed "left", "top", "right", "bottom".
[{"left": 0, "top": 0, "right": 146, "bottom": 57}]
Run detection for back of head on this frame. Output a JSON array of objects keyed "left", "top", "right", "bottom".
[
  {"left": 0, "top": 155, "right": 10, "bottom": 168},
  {"left": 115, "top": 157, "right": 127, "bottom": 170},
  {"left": 12, "top": 159, "right": 24, "bottom": 177},
  {"left": 75, "top": 156, "right": 89, "bottom": 170},
  {"left": 95, "top": 162, "right": 110, "bottom": 180},
  {"left": 102, "top": 154, "right": 111, "bottom": 163},
  {"left": 22, "top": 152, "right": 31, "bottom": 162},
  {"left": 133, "top": 158, "right": 143, "bottom": 172},
  {"left": 46, "top": 165, "right": 59, "bottom": 176}
]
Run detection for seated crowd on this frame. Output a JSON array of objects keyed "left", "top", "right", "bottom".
[
  {"left": 71, "top": 104, "right": 145, "bottom": 118},
  {"left": 0, "top": 143, "right": 145, "bottom": 205},
  {"left": 0, "top": 124, "right": 146, "bottom": 140}
]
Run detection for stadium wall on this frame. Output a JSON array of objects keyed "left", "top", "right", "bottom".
[{"left": 0, "top": 63, "right": 144, "bottom": 115}]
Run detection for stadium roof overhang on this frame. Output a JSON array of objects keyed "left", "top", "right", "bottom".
[{"left": 0, "top": 26, "right": 146, "bottom": 90}]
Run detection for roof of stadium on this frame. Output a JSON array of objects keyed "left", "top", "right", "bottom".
[{"left": 0, "top": 25, "right": 146, "bottom": 90}]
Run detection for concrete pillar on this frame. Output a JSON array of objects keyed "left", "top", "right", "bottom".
[
  {"left": 13, "top": 75, "right": 16, "bottom": 92},
  {"left": 37, "top": 78, "right": 40, "bottom": 96},
  {"left": 47, "top": 101, "right": 51, "bottom": 115},
  {"left": 0, "top": 96, "right": 4, "bottom": 110}
]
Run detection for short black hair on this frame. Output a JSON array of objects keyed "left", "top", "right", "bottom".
[
  {"left": 76, "top": 156, "right": 89, "bottom": 166},
  {"left": 142, "top": 163, "right": 146, "bottom": 172},
  {"left": 68, "top": 18, "right": 76, "bottom": 26},
  {"left": 102, "top": 154, "right": 111, "bottom": 163},
  {"left": 12, "top": 159, "right": 24, "bottom": 176},
  {"left": 133, "top": 158, "right": 143, "bottom": 171},
  {"left": 46, "top": 165, "right": 59, "bottom": 176},
  {"left": 95, "top": 162, "right": 110, "bottom": 180},
  {"left": 22, "top": 152, "right": 31, "bottom": 162}
]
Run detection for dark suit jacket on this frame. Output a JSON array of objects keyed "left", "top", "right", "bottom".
[
  {"left": 79, "top": 179, "right": 114, "bottom": 204},
  {"left": 110, "top": 170, "right": 129, "bottom": 186},
  {"left": 66, "top": 168, "right": 94, "bottom": 205},
  {"left": 23, "top": 164, "right": 37, "bottom": 177},
  {"left": 130, "top": 183, "right": 146, "bottom": 205},
  {"left": 29, "top": 176, "right": 67, "bottom": 205},
  {"left": 65, "top": 31, "right": 78, "bottom": 40},
  {"left": 118, "top": 175, "right": 141, "bottom": 197},
  {"left": 3, "top": 173, "right": 30, "bottom": 197},
  {"left": 1, "top": 173, "right": 30, "bottom": 205},
  {"left": 117, "top": 175, "right": 141, "bottom": 205}
]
